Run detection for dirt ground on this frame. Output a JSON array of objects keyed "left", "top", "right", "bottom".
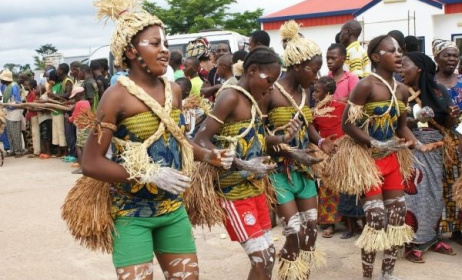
[{"left": 1, "top": 156, "right": 461, "bottom": 280}]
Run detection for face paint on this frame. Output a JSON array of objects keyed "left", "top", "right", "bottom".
[
  {"left": 160, "top": 31, "right": 168, "bottom": 52},
  {"left": 380, "top": 50, "right": 386, "bottom": 55},
  {"left": 139, "top": 39, "right": 149, "bottom": 47},
  {"left": 391, "top": 37, "right": 400, "bottom": 53},
  {"left": 259, "top": 73, "right": 268, "bottom": 79}
]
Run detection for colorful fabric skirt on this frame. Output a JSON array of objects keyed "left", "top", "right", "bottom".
[{"left": 318, "top": 182, "right": 342, "bottom": 224}]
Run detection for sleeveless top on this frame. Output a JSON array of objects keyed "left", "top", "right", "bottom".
[
  {"left": 212, "top": 118, "right": 266, "bottom": 201},
  {"left": 110, "top": 109, "right": 186, "bottom": 218},
  {"left": 267, "top": 106, "right": 313, "bottom": 174}
]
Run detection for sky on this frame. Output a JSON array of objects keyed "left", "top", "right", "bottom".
[{"left": 0, "top": 0, "right": 303, "bottom": 70}]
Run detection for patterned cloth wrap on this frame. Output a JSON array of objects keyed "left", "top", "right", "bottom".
[
  {"left": 212, "top": 118, "right": 266, "bottom": 201},
  {"left": 267, "top": 106, "right": 313, "bottom": 174},
  {"left": 110, "top": 109, "right": 186, "bottom": 218},
  {"left": 359, "top": 100, "right": 406, "bottom": 158}
]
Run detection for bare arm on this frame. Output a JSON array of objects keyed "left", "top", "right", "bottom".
[
  {"left": 81, "top": 87, "right": 131, "bottom": 183},
  {"left": 201, "top": 84, "right": 222, "bottom": 98},
  {"left": 342, "top": 78, "right": 374, "bottom": 146}
]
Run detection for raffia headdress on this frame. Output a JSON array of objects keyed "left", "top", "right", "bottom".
[
  {"left": 94, "top": 0, "right": 164, "bottom": 68},
  {"left": 280, "top": 20, "right": 322, "bottom": 67}
]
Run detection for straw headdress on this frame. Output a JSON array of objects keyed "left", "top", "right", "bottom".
[
  {"left": 279, "top": 20, "right": 322, "bottom": 67},
  {"left": 94, "top": 0, "right": 164, "bottom": 68}
]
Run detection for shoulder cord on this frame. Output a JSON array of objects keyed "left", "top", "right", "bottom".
[
  {"left": 214, "top": 84, "right": 262, "bottom": 149},
  {"left": 115, "top": 76, "right": 194, "bottom": 176},
  {"left": 369, "top": 72, "right": 399, "bottom": 116},
  {"left": 268, "top": 82, "right": 308, "bottom": 136}
]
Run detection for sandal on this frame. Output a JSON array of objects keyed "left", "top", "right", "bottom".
[
  {"left": 433, "top": 242, "right": 457, "bottom": 255},
  {"left": 405, "top": 249, "right": 425, "bottom": 263},
  {"left": 322, "top": 225, "right": 335, "bottom": 238},
  {"left": 71, "top": 168, "right": 83, "bottom": 174},
  {"left": 340, "top": 231, "right": 356, "bottom": 239}
]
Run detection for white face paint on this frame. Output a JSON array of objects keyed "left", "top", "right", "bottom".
[
  {"left": 391, "top": 37, "right": 400, "bottom": 54},
  {"left": 139, "top": 39, "right": 149, "bottom": 47},
  {"left": 160, "top": 30, "right": 168, "bottom": 52}
]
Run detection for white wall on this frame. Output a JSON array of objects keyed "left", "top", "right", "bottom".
[
  {"left": 267, "top": 24, "right": 342, "bottom": 75},
  {"left": 433, "top": 13, "right": 462, "bottom": 57},
  {"left": 356, "top": 0, "right": 444, "bottom": 56}
]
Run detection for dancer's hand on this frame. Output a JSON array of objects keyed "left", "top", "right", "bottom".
[
  {"left": 449, "top": 105, "right": 460, "bottom": 119},
  {"left": 415, "top": 106, "right": 434, "bottom": 123},
  {"left": 140, "top": 167, "right": 191, "bottom": 195},
  {"left": 205, "top": 148, "right": 235, "bottom": 170},
  {"left": 235, "top": 156, "right": 276, "bottom": 175},
  {"left": 294, "top": 148, "right": 323, "bottom": 166},
  {"left": 283, "top": 118, "right": 302, "bottom": 143},
  {"left": 414, "top": 140, "right": 443, "bottom": 152},
  {"left": 320, "top": 135, "right": 338, "bottom": 155},
  {"left": 370, "top": 138, "right": 412, "bottom": 152}
]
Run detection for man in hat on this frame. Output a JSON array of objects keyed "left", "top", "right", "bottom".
[{"left": 1, "top": 70, "right": 24, "bottom": 157}]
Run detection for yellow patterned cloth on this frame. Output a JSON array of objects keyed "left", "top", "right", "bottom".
[
  {"left": 361, "top": 100, "right": 406, "bottom": 158},
  {"left": 267, "top": 106, "right": 313, "bottom": 173},
  {"left": 213, "top": 118, "right": 266, "bottom": 201},
  {"left": 111, "top": 109, "right": 186, "bottom": 218}
]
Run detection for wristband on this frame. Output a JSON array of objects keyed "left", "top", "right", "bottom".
[{"left": 318, "top": 138, "right": 325, "bottom": 148}]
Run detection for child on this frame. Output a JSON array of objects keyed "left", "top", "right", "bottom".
[
  {"left": 37, "top": 81, "right": 52, "bottom": 159},
  {"left": 340, "top": 34, "right": 439, "bottom": 279},
  {"left": 81, "top": 1, "right": 234, "bottom": 278},
  {"left": 262, "top": 21, "right": 335, "bottom": 279},
  {"left": 194, "top": 46, "right": 281, "bottom": 280},
  {"left": 176, "top": 77, "right": 198, "bottom": 138},
  {"left": 183, "top": 57, "right": 203, "bottom": 98},
  {"left": 68, "top": 87, "right": 90, "bottom": 174},
  {"left": 326, "top": 43, "right": 359, "bottom": 103},
  {"left": 339, "top": 20, "right": 371, "bottom": 78},
  {"left": 25, "top": 79, "right": 41, "bottom": 157}
]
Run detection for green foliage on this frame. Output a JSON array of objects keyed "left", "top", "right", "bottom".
[
  {"left": 143, "top": 0, "right": 261, "bottom": 35},
  {"left": 3, "top": 63, "right": 33, "bottom": 79},
  {"left": 32, "top": 44, "right": 58, "bottom": 70}
]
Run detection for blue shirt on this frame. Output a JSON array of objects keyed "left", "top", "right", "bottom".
[{"left": 110, "top": 71, "right": 128, "bottom": 86}]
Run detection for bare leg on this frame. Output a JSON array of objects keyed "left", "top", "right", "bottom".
[
  {"left": 155, "top": 253, "right": 199, "bottom": 280},
  {"left": 241, "top": 235, "right": 274, "bottom": 280},
  {"left": 359, "top": 195, "right": 387, "bottom": 279},
  {"left": 115, "top": 262, "right": 154, "bottom": 280}
]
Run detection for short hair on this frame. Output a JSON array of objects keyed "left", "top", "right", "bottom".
[
  {"left": 232, "top": 50, "right": 248, "bottom": 63},
  {"left": 367, "top": 35, "right": 391, "bottom": 62},
  {"left": 175, "top": 77, "right": 192, "bottom": 90},
  {"left": 27, "top": 78, "right": 37, "bottom": 89},
  {"left": 405, "top": 36, "right": 419, "bottom": 52},
  {"left": 243, "top": 46, "right": 280, "bottom": 72},
  {"left": 170, "top": 51, "right": 183, "bottom": 66},
  {"left": 218, "top": 54, "right": 233, "bottom": 69},
  {"left": 185, "top": 57, "right": 200, "bottom": 69},
  {"left": 58, "top": 63, "right": 70, "bottom": 75},
  {"left": 317, "top": 76, "right": 336, "bottom": 94},
  {"left": 90, "top": 60, "right": 102, "bottom": 70},
  {"left": 70, "top": 61, "right": 82, "bottom": 69},
  {"left": 327, "top": 43, "right": 347, "bottom": 56},
  {"left": 80, "top": 64, "right": 92, "bottom": 74},
  {"left": 335, "top": 32, "right": 341, "bottom": 44},
  {"left": 250, "top": 30, "right": 271, "bottom": 47},
  {"left": 48, "top": 69, "right": 58, "bottom": 82},
  {"left": 388, "top": 30, "right": 405, "bottom": 50},
  {"left": 343, "top": 20, "right": 362, "bottom": 37}
]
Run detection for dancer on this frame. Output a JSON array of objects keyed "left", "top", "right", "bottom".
[
  {"left": 81, "top": 1, "right": 233, "bottom": 279},
  {"left": 194, "top": 46, "right": 281, "bottom": 280},
  {"left": 341, "top": 35, "right": 439, "bottom": 279},
  {"left": 263, "top": 20, "right": 335, "bottom": 279}
]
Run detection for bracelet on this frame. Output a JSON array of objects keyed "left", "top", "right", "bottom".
[
  {"left": 280, "top": 134, "right": 286, "bottom": 144},
  {"left": 318, "top": 138, "right": 325, "bottom": 148}
]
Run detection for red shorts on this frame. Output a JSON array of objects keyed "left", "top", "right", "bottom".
[
  {"left": 364, "top": 152, "right": 404, "bottom": 197},
  {"left": 219, "top": 193, "right": 271, "bottom": 243}
]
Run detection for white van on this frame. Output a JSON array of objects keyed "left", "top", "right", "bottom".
[{"left": 167, "top": 30, "right": 248, "bottom": 56}]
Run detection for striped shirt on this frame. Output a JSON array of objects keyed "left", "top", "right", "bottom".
[{"left": 345, "top": 41, "right": 371, "bottom": 78}]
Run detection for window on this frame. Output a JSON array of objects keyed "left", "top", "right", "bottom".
[
  {"left": 451, "top": 33, "right": 462, "bottom": 53},
  {"left": 417, "top": 36, "right": 425, "bottom": 53}
]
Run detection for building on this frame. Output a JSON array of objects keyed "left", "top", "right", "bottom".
[{"left": 259, "top": 0, "right": 462, "bottom": 74}]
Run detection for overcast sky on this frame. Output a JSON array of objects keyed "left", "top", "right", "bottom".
[{"left": 0, "top": 0, "right": 302, "bottom": 69}]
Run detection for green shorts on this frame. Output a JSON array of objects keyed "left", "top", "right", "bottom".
[
  {"left": 270, "top": 171, "right": 317, "bottom": 205},
  {"left": 112, "top": 206, "right": 196, "bottom": 268}
]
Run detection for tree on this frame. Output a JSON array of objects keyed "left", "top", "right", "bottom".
[
  {"left": 223, "top": 9, "right": 263, "bottom": 35},
  {"left": 143, "top": 0, "right": 262, "bottom": 35},
  {"left": 33, "top": 44, "right": 58, "bottom": 70}
]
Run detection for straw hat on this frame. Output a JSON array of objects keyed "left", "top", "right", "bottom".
[
  {"left": 0, "top": 69, "right": 13, "bottom": 82},
  {"left": 70, "top": 86, "right": 85, "bottom": 99}
]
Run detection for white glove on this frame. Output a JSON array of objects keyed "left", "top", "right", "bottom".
[
  {"left": 205, "top": 149, "right": 235, "bottom": 170},
  {"left": 235, "top": 156, "right": 276, "bottom": 175},
  {"left": 370, "top": 139, "right": 409, "bottom": 152},
  {"left": 414, "top": 106, "right": 434, "bottom": 123},
  {"left": 140, "top": 167, "right": 191, "bottom": 195}
]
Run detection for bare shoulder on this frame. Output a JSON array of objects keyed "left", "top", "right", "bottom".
[
  {"left": 349, "top": 76, "right": 373, "bottom": 105},
  {"left": 169, "top": 80, "right": 182, "bottom": 108},
  {"left": 396, "top": 82, "right": 409, "bottom": 101}
]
